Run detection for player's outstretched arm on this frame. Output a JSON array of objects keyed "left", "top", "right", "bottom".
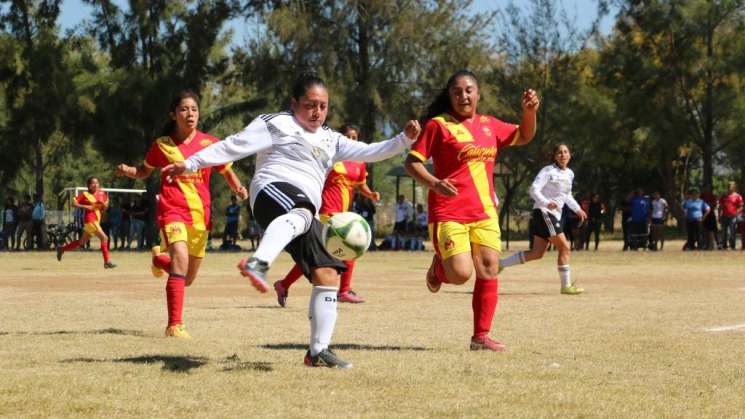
[
  {"left": 404, "top": 155, "right": 458, "bottom": 197},
  {"left": 116, "top": 164, "right": 154, "bottom": 179},
  {"left": 515, "top": 89, "right": 540, "bottom": 145},
  {"left": 335, "top": 120, "right": 421, "bottom": 163}
]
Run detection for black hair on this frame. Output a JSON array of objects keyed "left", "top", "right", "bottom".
[
  {"left": 422, "top": 69, "right": 479, "bottom": 121},
  {"left": 550, "top": 143, "right": 570, "bottom": 165},
  {"left": 291, "top": 73, "right": 326, "bottom": 101},
  {"left": 160, "top": 90, "right": 200, "bottom": 136},
  {"left": 340, "top": 124, "right": 360, "bottom": 136},
  {"left": 86, "top": 176, "right": 99, "bottom": 187}
]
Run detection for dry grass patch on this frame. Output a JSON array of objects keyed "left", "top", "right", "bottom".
[{"left": 1, "top": 241, "right": 744, "bottom": 418}]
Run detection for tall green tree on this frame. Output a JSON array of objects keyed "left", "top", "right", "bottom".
[{"left": 0, "top": 0, "right": 82, "bottom": 197}]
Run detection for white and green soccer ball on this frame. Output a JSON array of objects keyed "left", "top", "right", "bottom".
[{"left": 323, "top": 212, "right": 372, "bottom": 260}]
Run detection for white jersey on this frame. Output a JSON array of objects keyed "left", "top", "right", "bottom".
[
  {"left": 529, "top": 164, "right": 581, "bottom": 220},
  {"left": 184, "top": 112, "right": 412, "bottom": 214},
  {"left": 651, "top": 198, "right": 668, "bottom": 219}
]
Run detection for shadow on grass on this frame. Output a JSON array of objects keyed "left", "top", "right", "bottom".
[
  {"left": 443, "top": 290, "right": 547, "bottom": 296},
  {"left": 199, "top": 305, "right": 282, "bottom": 310},
  {"left": 62, "top": 355, "right": 209, "bottom": 372},
  {"left": 260, "top": 342, "right": 430, "bottom": 352},
  {"left": 220, "top": 354, "right": 273, "bottom": 372},
  {"left": 62, "top": 354, "right": 274, "bottom": 373},
  {"left": 0, "top": 328, "right": 145, "bottom": 337}
]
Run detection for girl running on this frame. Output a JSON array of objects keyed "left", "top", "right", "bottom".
[
  {"left": 405, "top": 69, "right": 539, "bottom": 352},
  {"left": 56, "top": 176, "right": 116, "bottom": 269},
  {"left": 116, "top": 90, "right": 247, "bottom": 338},
  {"left": 499, "top": 144, "right": 587, "bottom": 295}
]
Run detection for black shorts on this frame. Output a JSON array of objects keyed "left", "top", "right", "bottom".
[
  {"left": 252, "top": 182, "right": 346, "bottom": 279},
  {"left": 530, "top": 209, "right": 563, "bottom": 240}
]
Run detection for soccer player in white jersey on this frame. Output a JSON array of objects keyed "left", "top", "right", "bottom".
[
  {"left": 163, "top": 74, "right": 421, "bottom": 368},
  {"left": 499, "top": 144, "right": 587, "bottom": 295}
]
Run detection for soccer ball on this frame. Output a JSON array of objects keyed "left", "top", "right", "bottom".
[{"left": 323, "top": 212, "right": 372, "bottom": 260}]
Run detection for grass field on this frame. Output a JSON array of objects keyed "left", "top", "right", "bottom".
[{"left": 2, "top": 241, "right": 745, "bottom": 418}]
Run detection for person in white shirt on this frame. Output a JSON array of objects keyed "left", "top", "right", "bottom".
[
  {"left": 394, "top": 194, "right": 414, "bottom": 234},
  {"left": 650, "top": 191, "right": 668, "bottom": 250},
  {"left": 499, "top": 144, "right": 587, "bottom": 295},
  {"left": 164, "top": 73, "right": 421, "bottom": 369}
]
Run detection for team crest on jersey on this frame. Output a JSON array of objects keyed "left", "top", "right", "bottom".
[
  {"left": 311, "top": 146, "right": 322, "bottom": 157},
  {"left": 480, "top": 116, "right": 489, "bottom": 123},
  {"left": 200, "top": 139, "right": 213, "bottom": 147},
  {"left": 482, "top": 126, "right": 493, "bottom": 137}
]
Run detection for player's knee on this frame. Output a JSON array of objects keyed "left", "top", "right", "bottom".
[{"left": 310, "top": 267, "right": 339, "bottom": 287}]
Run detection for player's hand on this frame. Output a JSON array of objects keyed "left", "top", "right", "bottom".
[
  {"left": 521, "top": 89, "right": 540, "bottom": 113},
  {"left": 404, "top": 120, "right": 421, "bottom": 140},
  {"left": 162, "top": 161, "right": 187, "bottom": 183},
  {"left": 116, "top": 164, "right": 135, "bottom": 178},
  {"left": 235, "top": 186, "right": 249, "bottom": 201},
  {"left": 431, "top": 178, "right": 458, "bottom": 196},
  {"left": 547, "top": 202, "right": 559, "bottom": 210},
  {"left": 371, "top": 191, "right": 381, "bottom": 202},
  {"left": 576, "top": 209, "right": 588, "bottom": 222}
]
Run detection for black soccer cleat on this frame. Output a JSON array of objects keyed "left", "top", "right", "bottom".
[
  {"left": 104, "top": 261, "right": 117, "bottom": 269},
  {"left": 303, "top": 349, "right": 352, "bottom": 369}
]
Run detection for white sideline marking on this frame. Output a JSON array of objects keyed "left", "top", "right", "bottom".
[{"left": 705, "top": 323, "right": 745, "bottom": 333}]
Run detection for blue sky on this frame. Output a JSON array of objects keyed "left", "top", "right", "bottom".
[{"left": 59, "top": 0, "right": 615, "bottom": 44}]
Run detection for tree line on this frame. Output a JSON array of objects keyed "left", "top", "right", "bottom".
[{"left": 1, "top": 0, "right": 743, "bottom": 229}]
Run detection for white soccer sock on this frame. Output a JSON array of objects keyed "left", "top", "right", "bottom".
[
  {"left": 308, "top": 286, "right": 338, "bottom": 356},
  {"left": 500, "top": 250, "right": 526, "bottom": 269},
  {"left": 252, "top": 208, "right": 312, "bottom": 265},
  {"left": 558, "top": 264, "right": 571, "bottom": 288}
]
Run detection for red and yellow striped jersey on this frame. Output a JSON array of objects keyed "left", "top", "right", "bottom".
[
  {"left": 75, "top": 190, "right": 108, "bottom": 224},
  {"left": 409, "top": 113, "right": 519, "bottom": 223},
  {"left": 144, "top": 131, "right": 232, "bottom": 230},
  {"left": 319, "top": 161, "right": 368, "bottom": 215}
]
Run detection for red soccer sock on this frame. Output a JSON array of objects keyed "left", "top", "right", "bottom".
[
  {"left": 434, "top": 256, "right": 450, "bottom": 284},
  {"left": 166, "top": 273, "right": 186, "bottom": 326},
  {"left": 61, "top": 240, "right": 81, "bottom": 252},
  {"left": 101, "top": 240, "right": 110, "bottom": 263},
  {"left": 339, "top": 260, "right": 356, "bottom": 294},
  {"left": 472, "top": 277, "right": 499, "bottom": 338},
  {"left": 153, "top": 253, "right": 171, "bottom": 271},
  {"left": 279, "top": 264, "right": 304, "bottom": 290}
]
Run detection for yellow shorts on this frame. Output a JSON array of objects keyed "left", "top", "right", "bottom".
[
  {"left": 83, "top": 222, "right": 102, "bottom": 235},
  {"left": 160, "top": 222, "right": 208, "bottom": 258},
  {"left": 429, "top": 218, "right": 502, "bottom": 260}
]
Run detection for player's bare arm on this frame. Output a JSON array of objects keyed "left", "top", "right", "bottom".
[
  {"left": 359, "top": 184, "right": 380, "bottom": 202},
  {"left": 116, "top": 163, "right": 154, "bottom": 179},
  {"left": 222, "top": 169, "right": 248, "bottom": 201},
  {"left": 515, "top": 89, "right": 540, "bottom": 145},
  {"left": 404, "top": 155, "right": 458, "bottom": 197}
]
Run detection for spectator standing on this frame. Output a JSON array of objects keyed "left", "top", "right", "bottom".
[
  {"left": 585, "top": 193, "right": 605, "bottom": 251},
  {"left": 2, "top": 196, "right": 18, "bottom": 250},
  {"left": 244, "top": 206, "right": 262, "bottom": 252},
  {"left": 629, "top": 189, "right": 650, "bottom": 249},
  {"left": 620, "top": 191, "right": 633, "bottom": 251},
  {"left": 128, "top": 196, "right": 147, "bottom": 250},
  {"left": 393, "top": 194, "right": 413, "bottom": 248},
  {"left": 15, "top": 194, "right": 33, "bottom": 250},
  {"left": 701, "top": 187, "right": 719, "bottom": 250},
  {"left": 718, "top": 182, "right": 742, "bottom": 250},
  {"left": 31, "top": 193, "right": 46, "bottom": 249},
  {"left": 119, "top": 198, "right": 131, "bottom": 249},
  {"left": 682, "top": 189, "right": 710, "bottom": 250},
  {"left": 108, "top": 198, "right": 123, "bottom": 250},
  {"left": 649, "top": 191, "right": 668, "bottom": 251},
  {"left": 222, "top": 195, "right": 241, "bottom": 248}
]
